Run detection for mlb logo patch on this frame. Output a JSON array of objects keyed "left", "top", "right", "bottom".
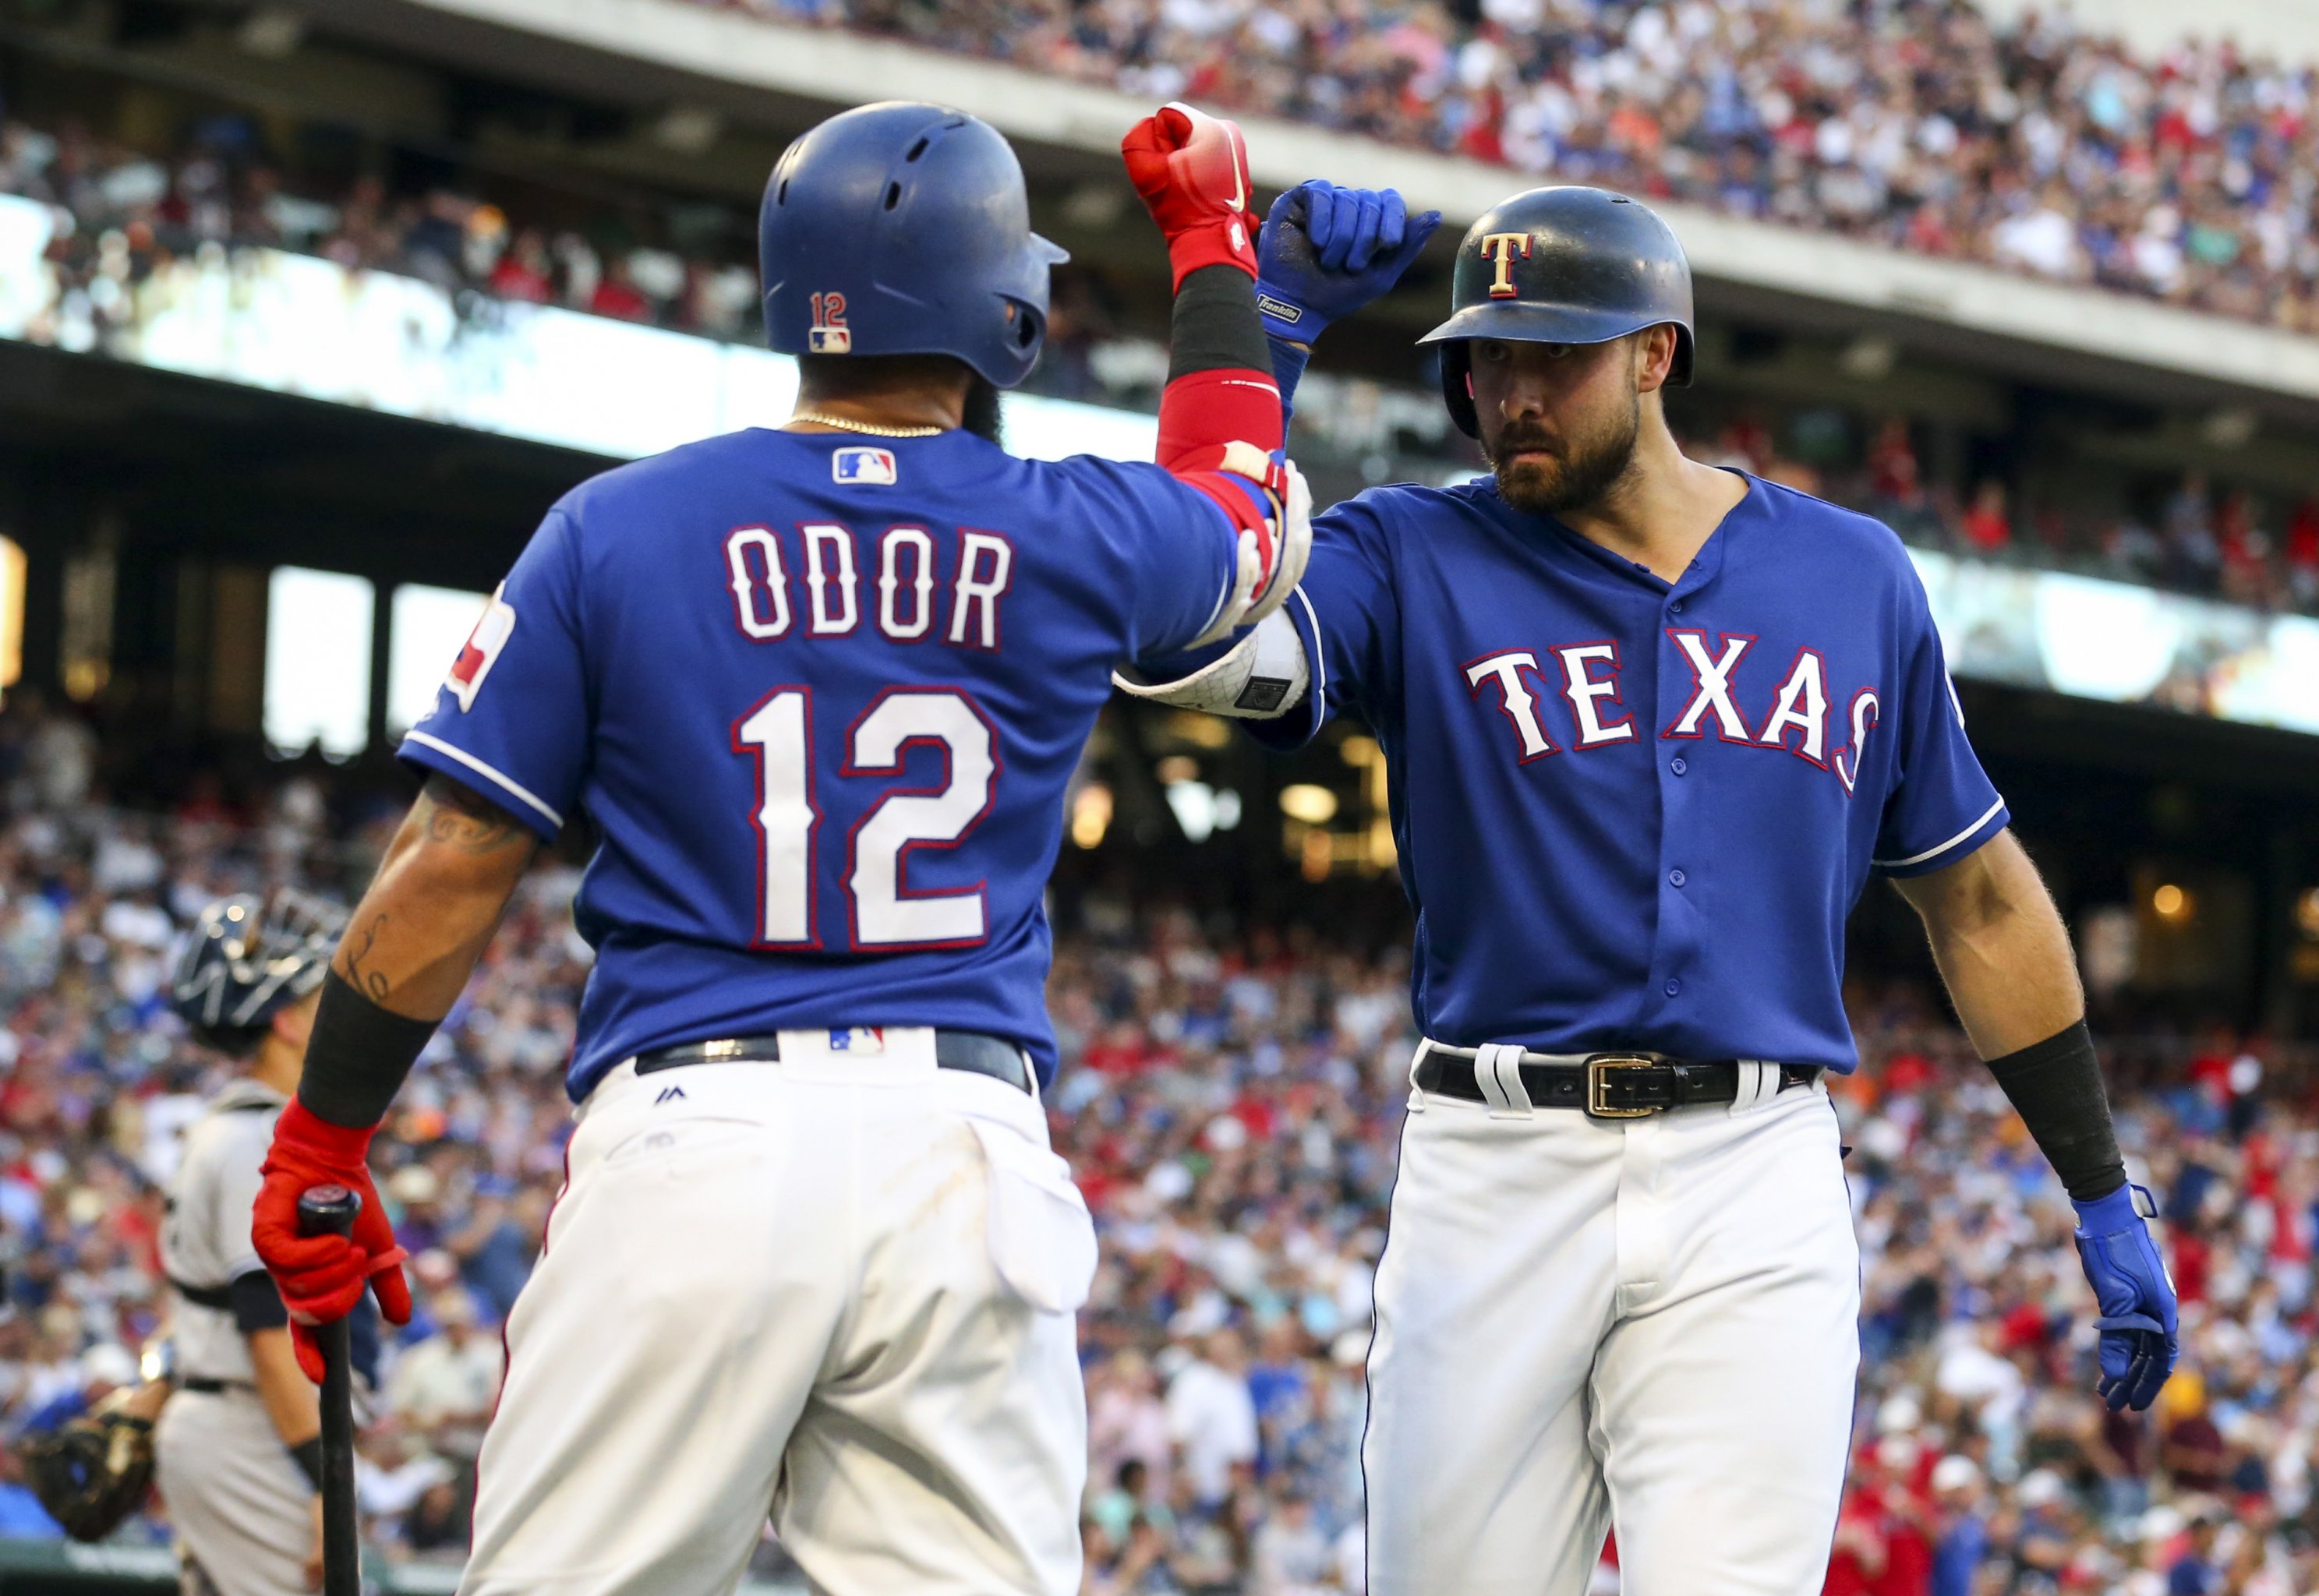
[{"left": 833, "top": 447, "right": 897, "bottom": 486}]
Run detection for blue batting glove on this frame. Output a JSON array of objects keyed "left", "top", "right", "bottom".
[
  {"left": 2072, "top": 1183, "right": 2178, "bottom": 1412},
  {"left": 1255, "top": 180, "right": 1441, "bottom": 344}
]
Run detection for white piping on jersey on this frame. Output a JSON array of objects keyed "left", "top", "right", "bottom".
[
  {"left": 403, "top": 733, "right": 565, "bottom": 830},
  {"left": 1293, "top": 586, "right": 1327, "bottom": 725},
  {"left": 1873, "top": 796, "right": 2006, "bottom": 870}
]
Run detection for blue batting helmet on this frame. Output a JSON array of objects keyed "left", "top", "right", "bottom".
[
  {"left": 1420, "top": 186, "right": 1694, "bottom": 437},
  {"left": 761, "top": 102, "right": 1069, "bottom": 390}
]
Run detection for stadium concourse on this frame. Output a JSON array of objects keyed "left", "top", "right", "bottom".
[
  {"left": 0, "top": 698, "right": 2311, "bottom": 1596},
  {"left": 9, "top": 111, "right": 2319, "bottom": 618}
]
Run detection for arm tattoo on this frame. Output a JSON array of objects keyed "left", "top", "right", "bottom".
[
  {"left": 330, "top": 778, "right": 532, "bottom": 1001},
  {"left": 415, "top": 775, "right": 535, "bottom": 856},
  {"left": 337, "top": 912, "right": 392, "bottom": 1003}
]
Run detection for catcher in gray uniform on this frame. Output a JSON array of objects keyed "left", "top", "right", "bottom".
[{"left": 155, "top": 892, "right": 360, "bottom": 1595}]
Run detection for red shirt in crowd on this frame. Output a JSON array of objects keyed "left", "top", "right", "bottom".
[
  {"left": 2286, "top": 499, "right": 2319, "bottom": 571},
  {"left": 589, "top": 275, "right": 651, "bottom": 322},
  {"left": 1961, "top": 501, "right": 2011, "bottom": 553}
]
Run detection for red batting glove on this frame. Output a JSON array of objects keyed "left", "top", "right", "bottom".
[
  {"left": 253, "top": 1100, "right": 413, "bottom": 1382},
  {"left": 1120, "top": 102, "right": 1258, "bottom": 287}
]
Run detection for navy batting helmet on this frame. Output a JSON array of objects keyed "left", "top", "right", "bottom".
[
  {"left": 170, "top": 891, "right": 345, "bottom": 1053},
  {"left": 761, "top": 101, "right": 1069, "bottom": 390},
  {"left": 1419, "top": 186, "right": 1694, "bottom": 438}
]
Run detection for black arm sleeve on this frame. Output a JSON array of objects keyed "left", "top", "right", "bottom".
[
  {"left": 1985, "top": 1020, "right": 2126, "bottom": 1202},
  {"left": 228, "top": 1269, "right": 289, "bottom": 1333},
  {"left": 1168, "top": 263, "right": 1272, "bottom": 381},
  {"left": 295, "top": 969, "right": 442, "bottom": 1129},
  {"left": 288, "top": 1438, "right": 324, "bottom": 1494}
]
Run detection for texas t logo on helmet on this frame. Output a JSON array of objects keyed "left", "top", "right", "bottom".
[
  {"left": 1480, "top": 231, "right": 1532, "bottom": 297},
  {"left": 1420, "top": 185, "right": 1698, "bottom": 436}
]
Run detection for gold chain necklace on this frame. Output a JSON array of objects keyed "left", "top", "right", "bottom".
[{"left": 787, "top": 410, "right": 945, "bottom": 438}]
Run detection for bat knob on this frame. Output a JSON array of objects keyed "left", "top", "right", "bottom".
[{"left": 296, "top": 1185, "right": 362, "bottom": 1239}]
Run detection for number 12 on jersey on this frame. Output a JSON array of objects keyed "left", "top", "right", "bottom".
[{"left": 734, "top": 687, "right": 999, "bottom": 950}]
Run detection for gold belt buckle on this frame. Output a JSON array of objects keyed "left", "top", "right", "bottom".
[{"left": 1585, "top": 1054, "right": 1658, "bottom": 1118}]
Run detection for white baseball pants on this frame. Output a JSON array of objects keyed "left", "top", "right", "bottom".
[
  {"left": 154, "top": 1386, "right": 313, "bottom": 1596},
  {"left": 1363, "top": 1056, "right": 1861, "bottom": 1596},
  {"left": 458, "top": 1029, "right": 1095, "bottom": 1596}
]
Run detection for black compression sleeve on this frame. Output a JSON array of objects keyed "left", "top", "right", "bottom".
[
  {"left": 288, "top": 1438, "right": 325, "bottom": 1494},
  {"left": 1985, "top": 1020, "right": 2126, "bottom": 1202},
  {"left": 228, "top": 1269, "right": 289, "bottom": 1333},
  {"left": 1168, "top": 263, "right": 1272, "bottom": 382},
  {"left": 295, "top": 969, "right": 440, "bottom": 1129}
]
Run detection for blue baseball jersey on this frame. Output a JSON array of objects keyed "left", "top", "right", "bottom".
[
  {"left": 1259, "top": 471, "right": 2006, "bottom": 1072},
  {"left": 401, "top": 427, "right": 1241, "bottom": 1098}
]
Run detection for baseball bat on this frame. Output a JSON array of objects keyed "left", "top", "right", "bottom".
[{"left": 296, "top": 1185, "right": 362, "bottom": 1596}]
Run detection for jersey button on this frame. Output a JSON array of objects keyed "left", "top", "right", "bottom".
[
  {"left": 1669, "top": 869, "right": 1687, "bottom": 888},
  {"left": 1670, "top": 757, "right": 1688, "bottom": 775},
  {"left": 1670, "top": 600, "right": 1685, "bottom": 614},
  {"left": 1663, "top": 979, "right": 1681, "bottom": 998}
]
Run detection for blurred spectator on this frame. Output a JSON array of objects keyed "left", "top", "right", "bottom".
[
  {"left": 383, "top": 1291, "right": 503, "bottom": 1460},
  {"left": 1961, "top": 481, "right": 2013, "bottom": 554},
  {"left": 1167, "top": 1329, "right": 1260, "bottom": 1509},
  {"left": 0, "top": 1446, "right": 62, "bottom": 1539},
  {"left": 2285, "top": 497, "right": 2319, "bottom": 609},
  {"left": 1928, "top": 1454, "right": 1987, "bottom": 1596},
  {"left": 2165, "top": 473, "right": 2224, "bottom": 591}
]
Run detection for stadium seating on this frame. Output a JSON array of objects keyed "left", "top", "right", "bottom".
[
  {"left": 8, "top": 111, "right": 2316, "bottom": 621},
  {"left": 711, "top": 0, "right": 2319, "bottom": 337}
]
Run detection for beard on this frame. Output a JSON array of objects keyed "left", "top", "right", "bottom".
[
  {"left": 963, "top": 376, "right": 1004, "bottom": 447},
  {"left": 1483, "top": 388, "right": 1642, "bottom": 517}
]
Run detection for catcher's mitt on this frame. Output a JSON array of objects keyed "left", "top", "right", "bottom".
[{"left": 20, "top": 1409, "right": 156, "bottom": 1541}]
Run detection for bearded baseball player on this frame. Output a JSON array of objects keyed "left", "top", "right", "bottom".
[
  {"left": 1122, "top": 182, "right": 2179, "bottom": 1594},
  {"left": 245, "top": 99, "right": 1306, "bottom": 1596},
  {"left": 161, "top": 892, "right": 371, "bottom": 1595}
]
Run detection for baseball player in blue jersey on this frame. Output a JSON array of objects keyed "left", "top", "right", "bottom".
[
  {"left": 242, "top": 100, "right": 1308, "bottom": 1596},
  {"left": 1124, "top": 182, "right": 2179, "bottom": 1594}
]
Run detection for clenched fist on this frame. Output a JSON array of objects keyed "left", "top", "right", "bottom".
[{"left": 1120, "top": 102, "right": 1258, "bottom": 285}]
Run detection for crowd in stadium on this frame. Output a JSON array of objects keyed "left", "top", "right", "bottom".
[
  {"left": 0, "top": 116, "right": 768, "bottom": 344},
  {"left": 11, "top": 83, "right": 2319, "bottom": 621},
  {"left": 753, "top": 0, "right": 2319, "bottom": 335},
  {"left": 0, "top": 689, "right": 2310, "bottom": 1595}
]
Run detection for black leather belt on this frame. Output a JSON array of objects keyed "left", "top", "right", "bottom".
[
  {"left": 181, "top": 1377, "right": 255, "bottom": 1396},
  {"left": 635, "top": 1030, "right": 1033, "bottom": 1095},
  {"left": 1415, "top": 1044, "right": 1820, "bottom": 1117},
  {"left": 168, "top": 1275, "right": 235, "bottom": 1312}
]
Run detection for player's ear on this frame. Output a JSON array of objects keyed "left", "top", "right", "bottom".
[{"left": 1634, "top": 327, "right": 1676, "bottom": 396}]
